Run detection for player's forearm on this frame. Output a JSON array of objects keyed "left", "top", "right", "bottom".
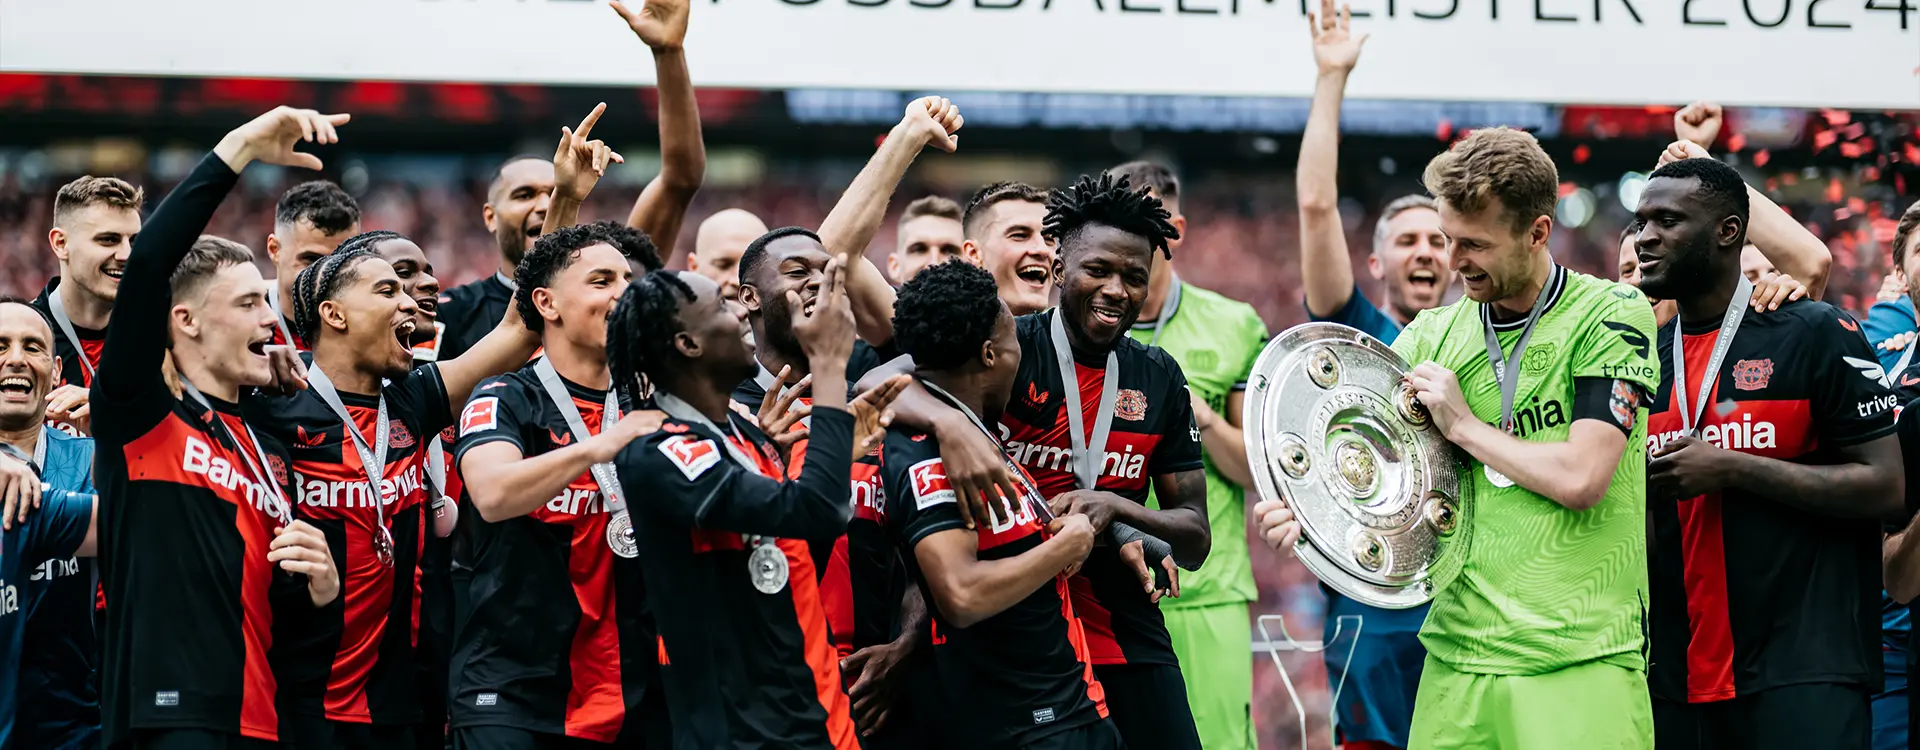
[
  {"left": 1121, "top": 471, "right": 1210, "bottom": 567},
  {"left": 1722, "top": 450, "right": 1902, "bottom": 521},
  {"left": 929, "top": 537, "right": 1082, "bottom": 628},
  {"left": 1746, "top": 184, "right": 1831, "bottom": 300},
  {"left": 1451, "top": 420, "right": 1617, "bottom": 511},
  {"left": 462, "top": 445, "right": 606, "bottom": 522},
  {"left": 892, "top": 585, "right": 929, "bottom": 652},
  {"left": 1298, "top": 70, "right": 1358, "bottom": 319},
  {"left": 440, "top": 311, "right": 541, "bottom": 412},
  {"left": 818, "top": 123, "right": 921, "bottom": 345},
  {"left": 547, "top": 195, "right": 584, "bottom": 234},
  {"left": 1886, "top": 529, "right": 1920, "bottom": 604},
  {"left": 626, "top": 47, "right": 705, "bottom": 258},
  {"left": 1198, "top": 419, "right": 1253, "bottom": 488}
]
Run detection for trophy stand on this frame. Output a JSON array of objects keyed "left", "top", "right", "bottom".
[{"left": 1256, "top": 613, "right": 1361, "bottom": 750}]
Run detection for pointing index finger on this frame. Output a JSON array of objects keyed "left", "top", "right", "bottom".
[{"left": 577, "top": 102, "right": 608, "bottom": 140}]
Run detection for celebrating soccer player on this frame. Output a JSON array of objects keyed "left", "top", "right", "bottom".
[
  {"left": 877, "top": 260, "right": 1121, "bottom": 749},
  {"left": 886, "top": 196, "right": 970, "bottom": 285},
  {"left": 607, "top": 258, "right": 902, "bottom": 750},
  {"left": 264, "top": 181, "right": 362, "bottom": 351},
  {"left": 962, "top": 182, "right": 1057, "bottom": 316},
  {"left": 1637, "top": 154, "right": 1903, "bottom": 750},
  {"left": 1262, "top": 127, "right": 1662, "bottom": 747},
  {"left": 33, "top": 176, "right": 144, "bottom": 435},
  {"left": 93, "top": 105, "right": 347, "bottom": 749},
  {"left": 437, "top": 0, "right": 704, "bottom": 362},
  {"left": 0, "top": 298, "right": 103, "bottom": 750}
]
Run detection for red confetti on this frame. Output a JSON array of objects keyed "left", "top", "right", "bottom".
[
  {"left": 1558, "top": 181, "right": 1578, "bottom": 198},
  {"left": 1815, "top": 130, "right": 1839, "bottom": 152},
  {"left": 1840, "top": 142, "right": 1866, "bottom": 159},
  {"left": 1727, "top": 133, "right": 1748, "bottom": 152},
  {"left": 1851, "top": 197, "right": 1869, "bottom": 214},
  {"left": 1573, "top": 144, "right": 1591, "bottom": 165},
  {"left": 1827, "top": 177, "right": 1845, "bottom": 205},
  {"left": 1822, "top": 109, "right": 1852, "bottom": 126},
  {"left": 1753, "top": 149, "right": 1771, "bottom": 168},
  {"left": 1436, "top": 119, "right": 1453, "bottom": 141}
]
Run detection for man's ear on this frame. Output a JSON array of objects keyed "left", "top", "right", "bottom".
[
  {"left": 482, "top": 204, "right": 499, "bottom": 234},
  {"left": 674, "top": 330, "right": 701, "bottom": 359},
  {"left": 49, "top": 227, "right": 69, "bottom": 262},
  {"left": 266, "top": 234, "right": 283, "bottom": 264},
  {"left": 531, "top": 287, "right": 562, "bottom": 325},
  {"left": 739, "top": 283, "right": 763, "bottom": 315}
]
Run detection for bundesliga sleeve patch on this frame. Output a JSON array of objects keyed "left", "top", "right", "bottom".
[
  {"left": 660, "top": 435, "right": 722, "bottom": 481},
  {"left": 909, "top": 457, "right": 957, "bottom": 510},
  {"left": 460, "top": 396, "right": 499, "bottom": 437}
]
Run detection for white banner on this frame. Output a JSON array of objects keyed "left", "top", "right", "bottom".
[{"left": 1, "top": 0, "right": 1915, "bottom": 109}]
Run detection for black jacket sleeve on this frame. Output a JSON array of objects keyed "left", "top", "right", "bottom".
[
  {"left": 92, "top": 152, "right": 240, "bottom": 445},
  {"left": 619, "top": 407, "right": 856, "bottom": 540}
]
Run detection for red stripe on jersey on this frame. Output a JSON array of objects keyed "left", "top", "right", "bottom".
[
  {"left": 325, "top": 514, "right": 388, "bottom": 719},
  {"left": 1000, "top": 362, "right": 1164, "bottom": 498},
  {"left": 1068, "top": 576, "right": 1122, "bottom": 665},
  {"left": 779, "top": 537, "right": 860, "bottom": 750},
  {"left": 79, "top": 338, "right": 104, "bottom": 386},
  {"left": 269, "top": 321, "right": 309, "bottom": 353},
  {"left": 822, "top": 535, "right": 855, "bottom": 657},
  {"left": 126, "top": 412, "right": 288, "bottom": 741},
  {"left": 1677, "top": 492, "right": 1737, "bottom": 702},
  {"left": 563, "top": 511, "right": 626, "bottom": 741},
  {"left": 1059, "top": 577, "right": 1108, "bottom": 717}
]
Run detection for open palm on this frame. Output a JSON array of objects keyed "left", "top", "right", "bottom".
[
  {"left": 1310, "top": 0, "right": 1368, "bottom": 75},
  {"left": 611, "top": 0, "right": 688, "bottom": 51}
]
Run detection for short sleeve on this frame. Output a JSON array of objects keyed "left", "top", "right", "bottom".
[
  {"left": 1389, "top": 308, "right": 1440, "bottom": 364},
  {"left": 388, "top": 362, "right": 455, "bottom": 443},
  {"left": 20, "top": 489, "right": 92, "bottom": 565},
  {"left": 1148, "top": 357, "right": 1205, "bottom": 477},
  {"left": 1570, "top": 290, "right": 1662, "bottom": 395},
  {"left": 1231, "top": 311, "right": 1270, "bottom": 391},
  {"left": 1807, "top": 308, "right": 1900, "bottom": 448},
  {"left": 453, "top": 375, "right": 534, "bottom": 465},
  {"left": 878, "top": 438, "right": 969, "bottom": 550},
  {"left": 1311, "top": 283, "right": 1402, "bottom": 343}
]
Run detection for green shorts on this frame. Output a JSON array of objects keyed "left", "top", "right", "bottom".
[
  {"left": 1162, "top": 602, "right": 1256, "bottom": 750},
  {"left": 1408, "top": 655, "right": 1653, "bottom": 750}
]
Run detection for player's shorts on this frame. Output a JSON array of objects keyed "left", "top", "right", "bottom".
[
  {"left": 1092, "top": 662, "right": 1201, "bottom": 750},
  {"left": 1162, "top": 602, "right": 1256, "bottom": 750},
  {"left": 451, "top": 727, "right": 616, "bottom": 750},
  {"left": 1023, "top": 718, "right": 1126, "bottom": 750},
  {"left": 283, "top": 718, "right": 416, "bottom": 750},
  {"left": 1653, "top": 683, "right": 1871, "bottom": 750},
  {"left": 130, "top": 729, "right": 285, "bottom": 750},
  {"left": 1407, "top": 656, "right": 1652, "bottom": 750},
  {"left": 1323, "top": 591, "right": 1427, "bottom": 747},
  {"left": 855, "top": 653, "right": 956, "bottom": 750}
]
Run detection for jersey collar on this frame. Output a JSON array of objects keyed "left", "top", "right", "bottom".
[{"left": 1487, "top": 264, "right": 1568, "bottom": 332}]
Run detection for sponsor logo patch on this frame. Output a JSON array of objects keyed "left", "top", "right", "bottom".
[
  {"left": 660, "top": 435, "right": 721, "bottom": 481},
  {"left": 1603, "top": 320, "right": 1650, "bottom": 359},
  {"left": 460, "top": 397, "right": 499, "bottom": 436},
  {"left": 1845, "top": 356, "right": 1891, "bottom": 388},
  {"left": 909, "top": 458, "right": 957, "bottom": 509}
]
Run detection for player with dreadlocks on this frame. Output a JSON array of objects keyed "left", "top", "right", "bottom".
[
  {"left": 858, "top": 173, "right": 1211, "bottom": 749},
  {"left": 240, "top": 227, "right": 540, "bottom": 750},
  {"left": 451, "top": 219, "right": 674, "bottom": 749},
  {"left": 606, "top": 255, "right": 904, "bottom": 750}
]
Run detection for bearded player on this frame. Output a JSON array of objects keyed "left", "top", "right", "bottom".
[
  {"left": 1262, "top": 127, "right": 1662, "bottom": 747},
  {"left": 438, "top": 0, "right": 705, "bottom": 361},
  {"left": 1637, "top": 155, "right": 1902, "bottom": 750}
]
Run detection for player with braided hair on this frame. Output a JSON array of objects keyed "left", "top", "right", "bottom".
[
  {"left": 450, "top": 218, "right": 672, "bottom": 749},
  {"left": 607, "top": 260, "right": 904, "bottom": 750},
  {"left": 244, "top": 224, "right": 540, "bottom": 749}
]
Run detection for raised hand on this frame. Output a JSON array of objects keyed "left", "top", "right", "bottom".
[
  {"left": 553, "top": 102, "right": 626, "bottom": 202},
  {"left": 850, "top": 374, "right": 908, "bottom": 456},
  {"left": 1674, "top": 101, "right": 1725, "bottom": 149},
  {"left": 790, "top": 258, "right": 858, "bottom": 367},
  {"left": 1657, "top": 139, "right": 1713, "bottom": 169},
  {"left": 1309, "top": 0, "right": 1368, "bottom": 76},
  {"left": 215, "top": 106, "right": 351, "bottom": 172},
  {"left": 1748, "top": 271, "right": 1808, "bottom": 312},
  {"left": 611, "top": 0, "right": 688, "bottom": 52},
  {"left": 756, "top": 366, "right": 813, "bottom": 465},
  {"left": 899, "top": 96, "right": 962, "bottom": 154},
  {"left": 1253, "top": 497, "right": 1302, "bottom": 553}
]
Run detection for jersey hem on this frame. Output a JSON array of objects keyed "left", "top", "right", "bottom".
[{"left": 1651, "top": 672, "right": 1882, "bottom": 704}]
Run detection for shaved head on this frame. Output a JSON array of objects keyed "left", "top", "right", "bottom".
[{"left": 690, "top": 208, "right": 768, "bottom": 301}]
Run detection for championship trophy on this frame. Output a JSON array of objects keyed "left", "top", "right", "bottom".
[{"left": 1243, "top": 322, "right": 1472, "bottom": 610}]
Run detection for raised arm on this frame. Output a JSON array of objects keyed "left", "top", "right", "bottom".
[
  {"left": 546, "top": 103, "right": 624, "bottom": 234},
  {"left": 1298, "top": 0, "right": 1368, "bottom": 319},
  {"left": 614, "top": 0, "right": 705, "bottom": 259},
  {"left": 1660, "top": 137, "right": 1832, "bottom": 300},
  {"left": 626, "top": 408, "right": 855, "bottom": 539},
  {"left": 436, "top": 300, "right": 541, "bottom": 414},
  {"left": 816, "top": 97, "right": 964, "bottom": 347}
]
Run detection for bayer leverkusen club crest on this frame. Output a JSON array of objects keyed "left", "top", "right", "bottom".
[
  {"left": 1732, "top": 358, "right": 1773, "bottom": 391},
  {"left": 1115, "top": 389, "right": 1147, "bottom": 421}
]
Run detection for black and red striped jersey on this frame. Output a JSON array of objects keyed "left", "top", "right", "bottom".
[
  {"left": 615, "top": 404, "right": 859, "bottom": 750},
  {"left": 449, "top": 368, "right": 657, "bottom": 744},
  {"left": 998, "top": 310, "right": 1203, "bottom": 667},
  {"left": 244, "top": 365, "right": 453, "bottom": 727},
  {"left": 1647, "top": 299, "right": 1897, "bottom": 704},
  {"left": 31, "top": 278, "right": 106, "bottom": 391},
  {"left": 93, "top": 151, "right": 319, "bottom": 745},
  {"left": 878, "top": 426, "right": 1109, "bottom": 746}
]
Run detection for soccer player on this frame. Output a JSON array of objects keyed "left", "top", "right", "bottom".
[
  {"left": 962, "top": 181, "right": 1057, "bottom": 316},
  {"left": 877, "top": 259, "right": 1121, "bottom": 748},
  {"left": 689, "top": 208, "right": 767, "bottom": 302},
  {"left": 1289, "top": 7, "right": 1447, "bottom": 746},
  {"left": 606, "top": 256, "right": 898, "bottom": 750},
  {"left": 450, "top": 220, "right": 670, "bottom": 749},
  {"left": 1263, "top": 127, "right": 1661, "bottom": 747},
  {"left": 247, "top": 227, "right": 541, "bottom": 750},
  {"left": 886, "top": 195, "right": 971, "bottom": 285},
  {"left": 265, "top": 180, "right": 362, "bottom": 350},
  {"left": 0, "top": 298, "right": 103, "bottom": 750},
  {"left": 438, "top": 0, "right": 704, "bottom": 362},
  {"left": 93, "top": 105, "right": 346, "bottom": 750},
  {"left": 1637, "top": 155, "right": 1904, "bottom": 750},
  {"left": 34, "top": 176, "right": 144, "bottom": 432},
  {"left": 1100, "top": 160, "right": 1265, "bottom": 750}
]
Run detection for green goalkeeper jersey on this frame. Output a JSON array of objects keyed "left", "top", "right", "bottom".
[{"left": 1390, "top": 265, "right": 1660, "bottom": 676}]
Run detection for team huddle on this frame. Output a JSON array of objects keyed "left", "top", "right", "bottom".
[{"left": 0, "top": 1, "right": 1913, "bottom": 750}]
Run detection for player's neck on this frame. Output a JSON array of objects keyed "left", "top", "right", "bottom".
[
  {"left": 752, "top": 325, "right": 808, "bottom": 380},
  {"left": 1489, "top": 257, "right": 1555, "bottom": 320},
  {"left": 1138, "top": 267, "right": 1177, "bottom": 322},
  {"left": 273, "top": 277, "right": 297, "bottom": 318},
  {"left": 57, "top": 278, "right": 113, "bottom": 330},
  {"left": 546, "top": 334, "right": 611, "bottom": 391},
  {"left": 923, "top": 371, "right": 994, "bottom": 424},
  {"left": 174, "top": 348, "right": 241, "bottom": 404},
  {"left": 1061, "top": 312, "right": 1111, "bottom": 363},
  {"left": 312, "top": 345, "right": 382, "bottom": 396},
  {"left": 496, "top": 258, "right": 518, "bottom": 284},
  {"left": 0, "top": 419, "right": 40, "bottom": 458},
  {"left": 1676, "top": 267, "right": 1742, "bottom": 327},
  {"left": 662, "top": 373, "right": 734, "bottom": 425}
]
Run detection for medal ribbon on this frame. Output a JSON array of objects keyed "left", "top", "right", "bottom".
[
  {"left": 531, "top": 358, "right": 629, "bottom": 520},
  {"left": 179, "top": 379, "right": 292, "bottom": 525},
  {"left": 306, "top": 365, "right": 394, "bottom": 556},
  {"left": 46, "top": 289, "right": 96, "bottom": 383},
  {"left": 920, "top": 379, "right": 1054, "bottom": 523},
  {"left": 652, "top": 391, "right": 781, "bottom": 550},
  {"left": 1673, "top": 276, "right": 1754, "bottom": 437},
  {"left": 1049, "top": 311, "right": 1120, "bottom": 491},
  {"left": 1479, "top": 265, "right": 1561, "bottom": 433}
]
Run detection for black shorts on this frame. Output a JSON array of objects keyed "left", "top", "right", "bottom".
[
  {"left": 1654, "top": 683, "right": 1872, "bottom": 750},
  {"left": 1024, "top": 719, "right": 1126, "bottom": 750},
  {"left": 1091, "top": 663, "right": 1200, "bottom": 750},
  {"left": 855, "top": 655, "right": 956, "bottom": 750},
  {"left": 129, "top": 729, "right": 283, "bottom": 750},
  {"left": 284, "top": 719, "right": 416, "bottom": 750},
  {"left": 449, "top": 727, "right": 613, "bottom": 750}
]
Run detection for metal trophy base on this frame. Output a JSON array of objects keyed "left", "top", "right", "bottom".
[
  {"left": 1245, "top": 323, "right": 1473, "bottom": 610},
  {"left": 1256, "top": 614, "right": 1361, "bottom": 750}
]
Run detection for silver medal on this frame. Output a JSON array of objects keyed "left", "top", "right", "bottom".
[
  {"left": 1483, "top": 464, "right": 1515, "bottom": 488},
  {"left": 748, "top": 542, "right": 788, "bottom": 595},
  {"left": 606, "top": 511, "right": 639, "bottom": 559},
  {"left": 374, "top": 524, "right": 397, "bottom": 568}
]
